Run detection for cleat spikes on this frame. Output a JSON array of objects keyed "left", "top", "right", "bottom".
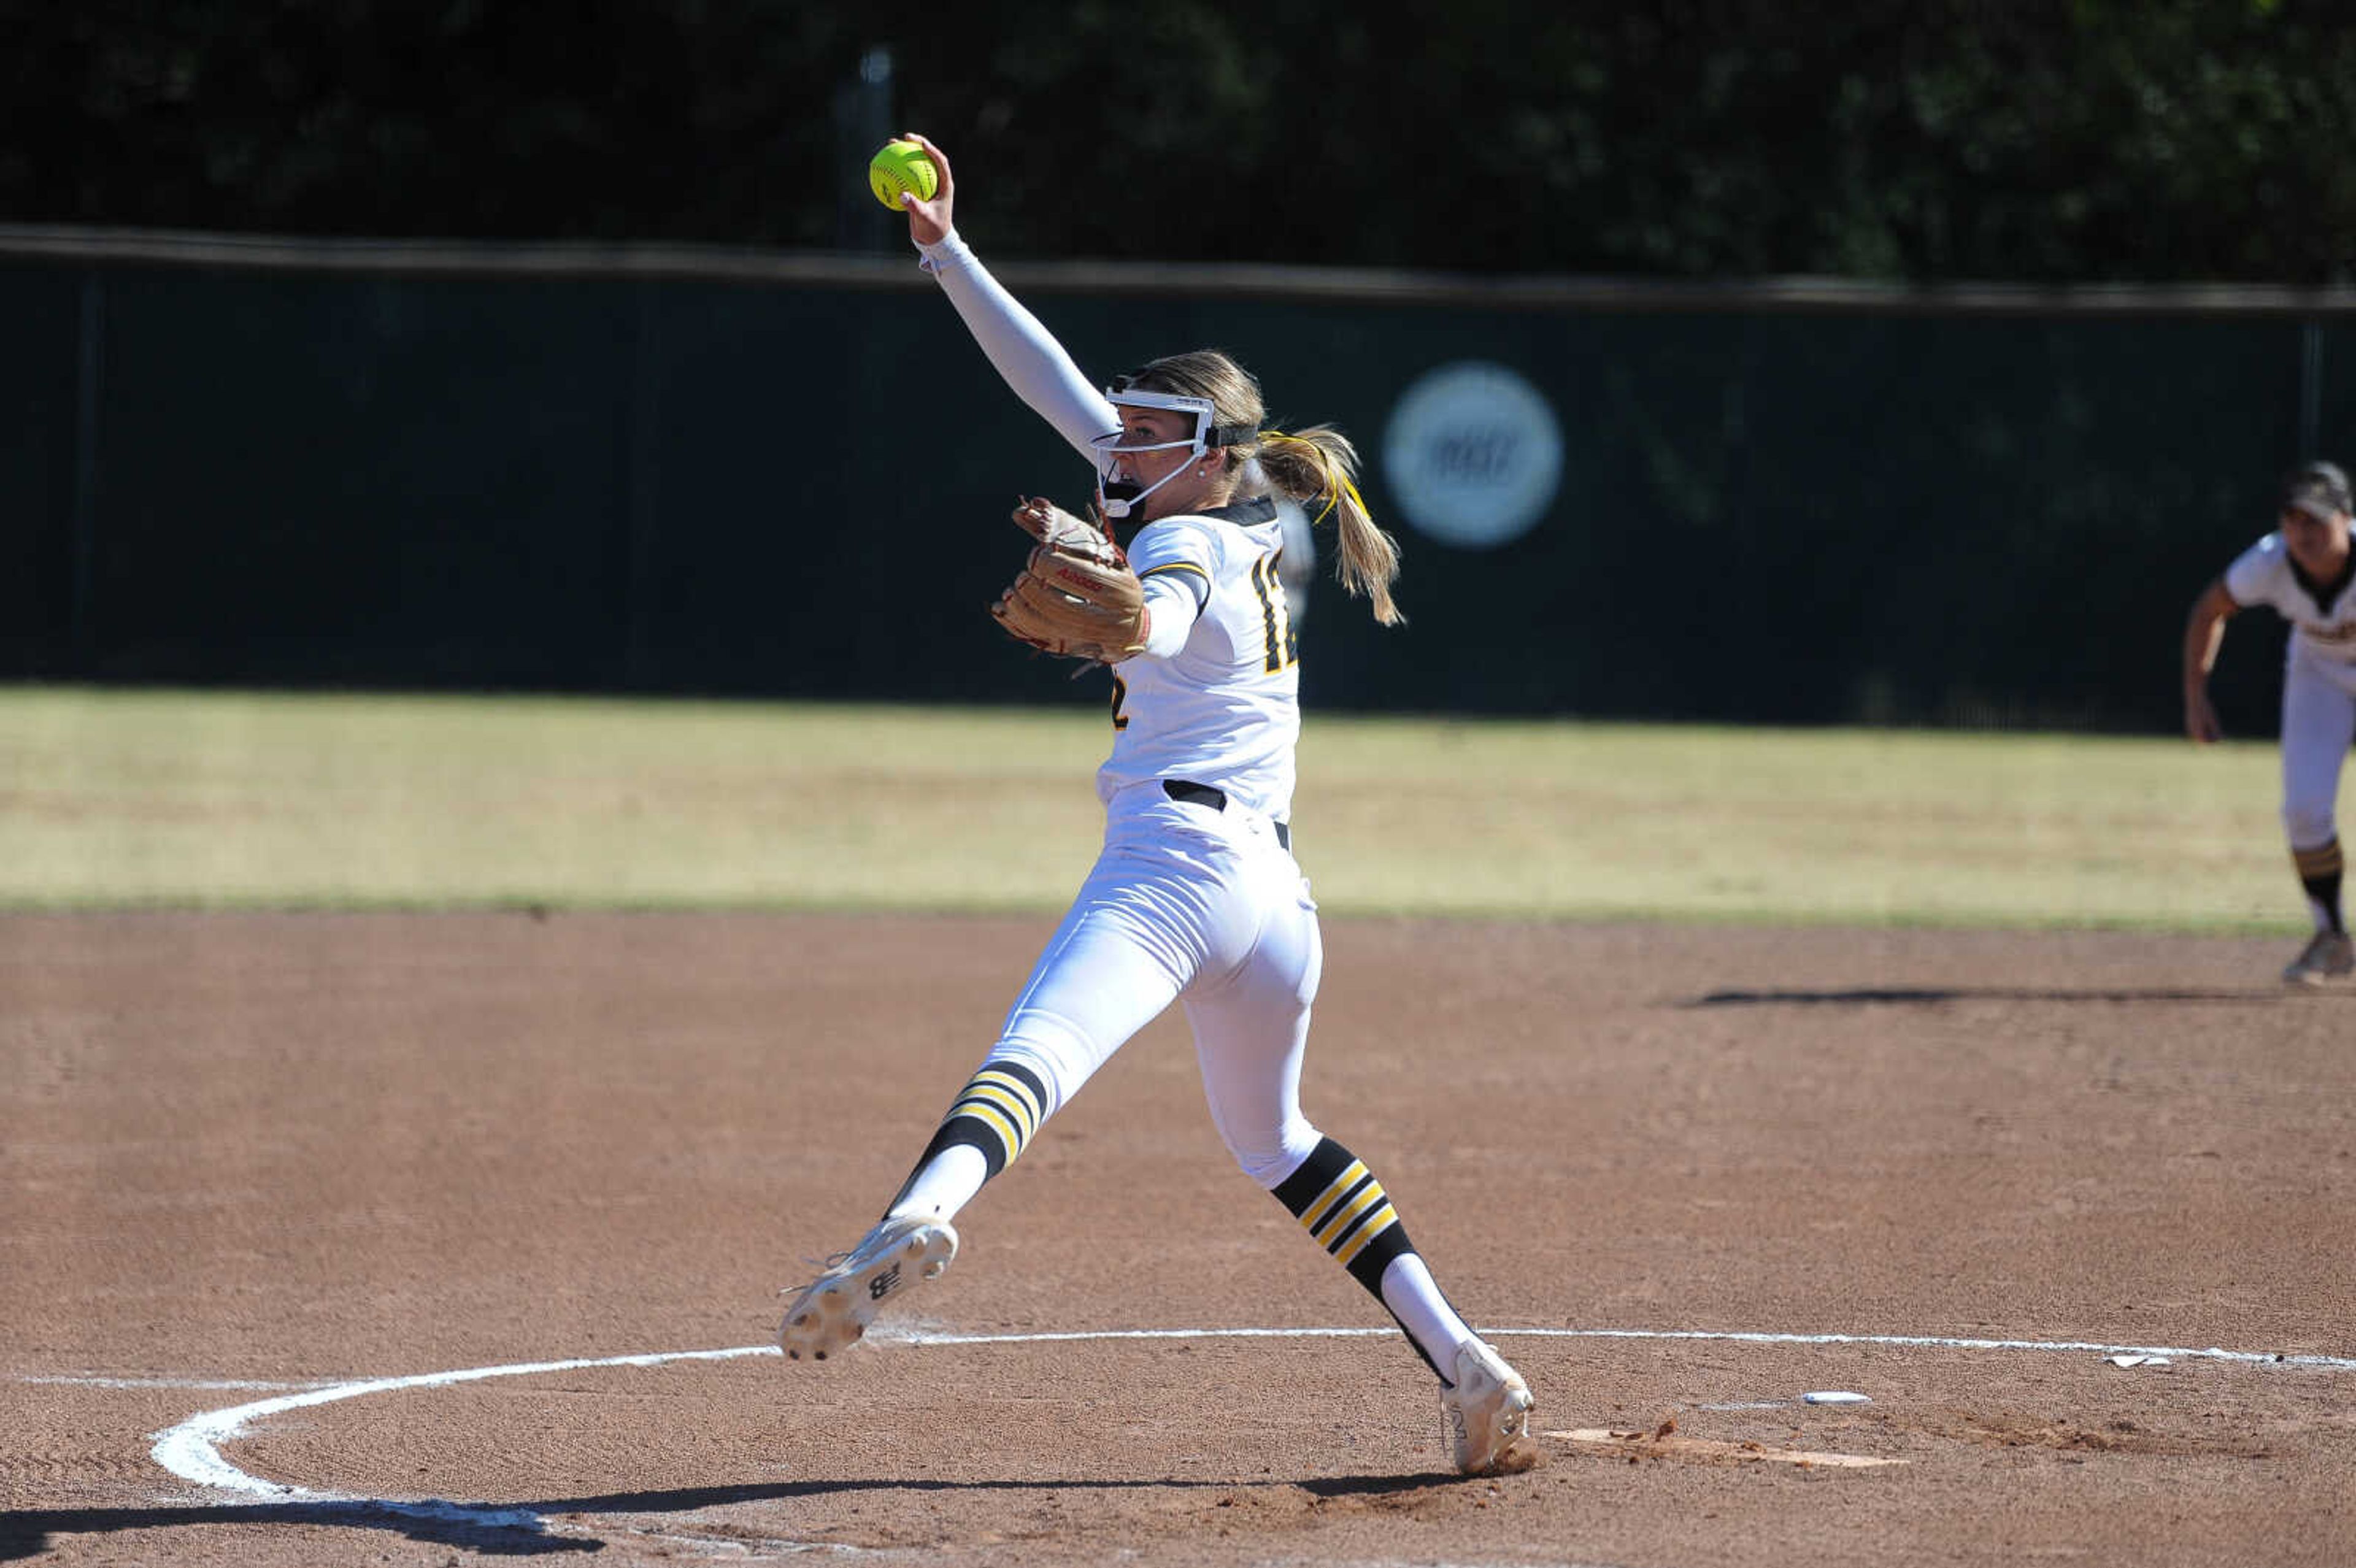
[
  {"left": 1441, "top": 1339, "right": 1538, "bottom": 1477},
  {"left": 778, "top": 1213, "right": 960, "bottom": 1364}
]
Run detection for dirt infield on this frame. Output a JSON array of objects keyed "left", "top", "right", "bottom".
[{"left": 3, "top": 911, "right": 2352, "bottom": 1566}]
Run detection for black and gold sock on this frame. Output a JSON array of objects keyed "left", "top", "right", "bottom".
[
  {"left": 2293, "top": 839, "right": 2346, "bottom": 933},
  {"left": 889, "top": 1060, "right": 1049, "bottom": 1210},
  {"left": 1270, "top": 1136, "right": 1439, "bottom": 1374}
]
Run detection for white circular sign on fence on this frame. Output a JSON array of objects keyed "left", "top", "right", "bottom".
[{"left": 1380, "top": 361, "right": 1563, "bottom": 549}]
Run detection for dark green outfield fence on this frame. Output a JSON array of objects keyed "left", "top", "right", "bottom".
[{"left": 9, "top": 226, "right": 2356, "bottom": 734}]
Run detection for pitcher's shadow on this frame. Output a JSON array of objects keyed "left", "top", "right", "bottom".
[
  {"left": 1685, "top": 984, "right": 2272, "bottom": 1007},
  {"left": 0, "top": 1470, "right": 1459, "bottom": 1560}
]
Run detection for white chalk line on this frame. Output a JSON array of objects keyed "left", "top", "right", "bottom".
[
  {"left": 144, "top": 1342, "right": 779, "bottom": 1537},
  {"left": 120, "top": 1324, "right": 2356, "bottom": 1538},
  {"left": 897, "top": 1326, "right": 2356, "bottom": 1369}
]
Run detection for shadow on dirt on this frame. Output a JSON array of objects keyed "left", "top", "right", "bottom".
[
  {"left": 0, "top": 1499, "right": 591, "bottom": 1561},
  {"left": 1, "top": 1472, "right": 1460, "bottom": 1560},
  {"left": 1686, "top": 985, "right": 2273, "bottom": 1008}
]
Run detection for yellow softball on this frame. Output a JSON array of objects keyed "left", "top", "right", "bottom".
[{"left": 867, "top": 139, "right": 939, "bottom": 210}]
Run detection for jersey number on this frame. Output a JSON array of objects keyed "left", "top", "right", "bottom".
[
  {"left": 1112, "top": 551, "right": 1293, "bottom": 729},
  {"left": 1250, "top": 552, "right": 1298, "bottom": 674}
]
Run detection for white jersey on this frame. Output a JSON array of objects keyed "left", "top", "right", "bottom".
[
  {"left": 2225, "top": 532, "right": 2356, "bottom": 663},
  {"left": 2225, "top": 532, "right": 2356, "bottom": 856},
  {"left": 1099, "top": 499, "right": 1300, "bottom": 819},
  {"left": 917, "top": 226, "right": 1306, "bottom": 824}
]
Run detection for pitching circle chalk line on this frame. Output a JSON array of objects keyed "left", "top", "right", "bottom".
[{"left": 133, "top": 1324, "right": 2356, "bottom": 1535}]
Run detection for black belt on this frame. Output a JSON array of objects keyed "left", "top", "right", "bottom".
[{"left": 1162, "top": 779, "right": 1291, "bottom": 850}]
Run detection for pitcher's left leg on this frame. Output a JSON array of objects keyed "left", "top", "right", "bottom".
[{"left": 1186, "top": 894, "right": 1536, "bottom": 1474}]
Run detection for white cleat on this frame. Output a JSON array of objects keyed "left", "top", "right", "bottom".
[
  {"left": 777, "top": 1212, "right": 958, "bottom": 1362},
  {"left": 2282, "top": 930, "right": 2355, "bottom": 986},
  {"left": 1441, "top": 1338, "right": 1539, "bottom": 1476}
]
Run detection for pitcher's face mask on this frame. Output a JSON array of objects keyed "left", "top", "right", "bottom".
[
  {"left": 1092, "top": 388, "right": 1214, "bottom": 521},
  {"left": 1091, "top": 380, "right": 1258, "bottom": 520}
]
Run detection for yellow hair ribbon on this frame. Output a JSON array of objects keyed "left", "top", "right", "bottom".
[{"left": 1259, "top": 428, "right": 1363, "bottom": 528}]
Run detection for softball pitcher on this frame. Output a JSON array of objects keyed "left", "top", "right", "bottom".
[
  {"left": 2183, "top": 459, "right": 2356, "bottom": 983},
  {"left": 777, "top": 134, "right": 1538, "bottom": 1477}
]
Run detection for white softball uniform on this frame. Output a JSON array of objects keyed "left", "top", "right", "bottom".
[
  {"left": 1105, "top": 508, "right": 1301, "bottom": 819},
  {"left": 919, "top": 229, "right": 1325, "bottom": 1188},
  {"left": 2223, "top": 532, "right": 2356, "bottom": 848}
]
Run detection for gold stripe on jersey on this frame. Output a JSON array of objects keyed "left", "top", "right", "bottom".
[
  {"left": 1249, "top": 555, "right": 1291, "bottom": 673},
  {"left": 1141, "top": 562, "right": 1211, "bottom": 586}
]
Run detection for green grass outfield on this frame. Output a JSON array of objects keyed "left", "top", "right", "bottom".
[{"left": 0, "top": 684, "right": 2301, "bottom": 932}]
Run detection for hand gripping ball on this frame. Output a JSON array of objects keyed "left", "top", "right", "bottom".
[{"left": 868, "top": 139, "right": 939, "bottom": 210}]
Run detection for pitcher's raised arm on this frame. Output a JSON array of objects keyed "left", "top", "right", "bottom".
[{"left": 898, "top": 134, "right": 1118, "bottom": 470}]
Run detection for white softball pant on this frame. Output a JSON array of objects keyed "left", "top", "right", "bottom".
[
  {"left": 2279, "top": 641, "right": 2356, "bottom": 849},
  {"left": 984, "top": 779, "right": 1325, "bottom": 1189}
]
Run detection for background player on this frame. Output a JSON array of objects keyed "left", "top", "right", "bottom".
[
  {"left": 2182, "top": 459, "right": 2356, "bottom": 983},
  {"left": 777, "top": 133, "right": 1538, "bottom": 1476}
]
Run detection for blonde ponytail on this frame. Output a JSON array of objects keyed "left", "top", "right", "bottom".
[
  {"left": 1255, "top": 426, "right": 1404, "bottom": 626},
  {"left": 1119, "top": 350, "right": 1405, "bottom": 627}
]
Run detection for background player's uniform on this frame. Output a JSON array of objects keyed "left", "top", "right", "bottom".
[{"left": 2223, "top": 532, "right": 2356, "bottom": 898}]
